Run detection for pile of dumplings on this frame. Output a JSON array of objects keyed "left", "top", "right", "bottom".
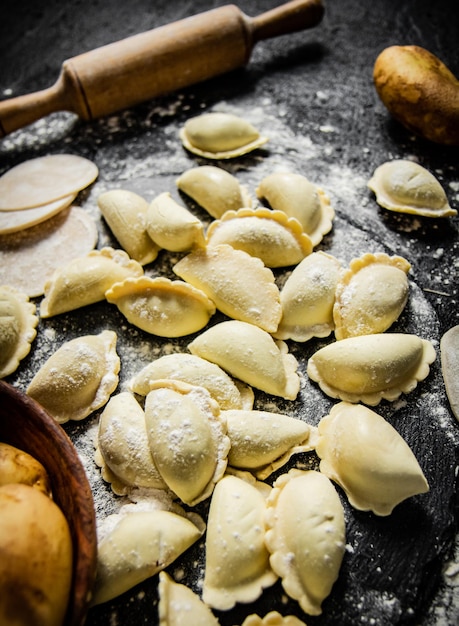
[{"left": 1, "top": 112, "right": 454, "bottom": 625}]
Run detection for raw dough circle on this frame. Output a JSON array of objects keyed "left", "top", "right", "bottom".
[
  {"left": 0, "top": 194, "right": 76, "bottom": 234},
  {"left": 0, "top": 207, "right": 98, "bottom": 297},
  {"left": 0, "top": 154, "right": 98, "bottom": 211}
]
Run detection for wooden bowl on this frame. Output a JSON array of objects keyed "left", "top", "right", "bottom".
[{"left": 0, "top": 379, "right": 97, "bottom": 626}]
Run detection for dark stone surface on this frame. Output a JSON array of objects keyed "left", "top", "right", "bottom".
[{"left": 1, "top": 1, "right": 458, "bottom": 625}]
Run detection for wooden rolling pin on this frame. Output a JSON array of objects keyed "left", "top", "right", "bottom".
[{"left": 0, "top": 0, "right": 324, "bottom": 137}]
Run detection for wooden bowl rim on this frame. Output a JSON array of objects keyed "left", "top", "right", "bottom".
[{"left": 0, "top": 380, "right": 97, "bottom": 626}]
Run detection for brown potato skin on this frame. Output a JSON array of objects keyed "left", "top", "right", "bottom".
[
  {"left": 373, "top": 45, "right": 459, "bottom": 146},
  {"left": 0, "top": 483, "right": 73, "bottom": 626},
  {"left": 0, "top": 442, "right": 52, "bottom": 496}
]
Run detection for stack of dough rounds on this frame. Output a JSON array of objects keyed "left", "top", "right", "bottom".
[
  {"left": 0, "top": 154, "right": 99, "bottom": 296},
  {"left": 0, "top": 154, "right": 98, "bottom": 230}
]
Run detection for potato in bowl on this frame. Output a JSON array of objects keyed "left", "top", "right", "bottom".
[{"left": 0, "top": 380, "right": 97, "bottom": 626}]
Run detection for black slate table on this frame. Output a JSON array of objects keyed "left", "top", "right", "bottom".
[{"left": 1, "top": 1, "right": 458, "bottom": 625}]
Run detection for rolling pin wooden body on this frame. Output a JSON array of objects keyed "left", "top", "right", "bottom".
[{"left": 0, "top": 0, "right": 324, "bottom": 137}]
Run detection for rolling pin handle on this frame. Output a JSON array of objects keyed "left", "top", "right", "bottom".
[
  {"left": 250, "top": 0, "right": 324, "bottom": 43},
  {"left": 0, "top": 66, "right": 89, "bottom": 138}
]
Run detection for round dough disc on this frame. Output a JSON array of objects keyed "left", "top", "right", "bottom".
[
  {"left": 0, "top": 194, "right": 76, "bottom": 234},
  {"left": 0, "top": 206, "right": 98, "bottom": 297},
  {"left": 0, "top": 154, "right": 99, "bottom": 211}
]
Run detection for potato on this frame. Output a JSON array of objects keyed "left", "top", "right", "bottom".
[
  {"left": 0, "top": 483, "right": 73, "bottom": 626},
  {"left": 373, "top": 45, "right": 459, "bottom": 146},
  {"left": 0, "top": 442, "right": 51, "bottom": 496}
]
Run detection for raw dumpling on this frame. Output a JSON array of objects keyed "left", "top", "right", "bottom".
[
  {"left": 224, "top": 409, "right": 318, "bottom": 479},
  {"left": 146, "top": 192, "right": 205, "bottom": 252},
  {"left": 173, "top": 244, "right": 281, "bottom": 333},
  {"left": 440, "top": 325, "right": 459, "bottom": 422},
  {"left": 179, "top": 112, "right": 268, "bottom": 159},
  {"left": 264, "top": 469, "right": 345, "bottom": 616},
  {"left": 0, "top": 285, "right": 38, "bottom": 378},
  {"left": 91, "top": 507, "right": 205, "bottom": 605},
  {"left": 203, "top": 474, "right": 277, "bottom": 610},
  {"left": 144, "top": 380, "right": 230, "bottom": 505},
  {"left": 176, "top": 165, "right": 251, "bottom": 219},
  {"left": 333, "top": 252, "right": 411, "bottom": 339},
  {"left": 27, "top": 330, "right": 120, "bottom": 423},
  {"left": 256, "top": 172, "right": 335, "bottom": 246},
  {"left": 188, "top": 320, "right": 300, "bottom": 400},
  {"left": 40, "top": 247, "right": 144, "bottom": 317},
  {"left": 274, "top": 251, "right": 342, "bottom": 342},
  {"left": 128, "top": 352, "right": 247, "bottom": 410},
  {"left": 307, "top": 333, "right": 436, "bottom": 405},
  {"left": 158, "top": 572, "right": 220, "bottom": 626},
  {"left": 95, "top": 391, "right": 166, "bottom": 495},
  {"left": 205, "top": 208, "right": 313, "bottom": 268},
  {"left": 241, "top": 612, "right": 307, "bottom": 626},
  {"left": 97, "top": 189, "right": 160, "bottom": 265},
  {"left": 105, "top": 276, "right": 216, "bottom": 337},
  {"left": 368, "top": 159, "right": 456, "bottom": 218},
  {"left": 316, "top": 402, "right": 429, "bottom": 515}
]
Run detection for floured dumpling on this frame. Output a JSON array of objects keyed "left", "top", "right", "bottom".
[
  {"left": 264, "top": 469, "right": 345, "bottom": 616},
  {"left": 97, "top": 189, "right": 160, "bottom": 265},
  {"left": 144, "top": 380, "right": 230, "bottom": 505},
  {"left": 203, "top": 474, "right": 276, "bottom": 610},
  {"left": 206, "top": 208, "right": 312, "bottom": 268},
  {"left": 91, "top": 506, "right": 205, "bottom": 606},
  {"left": 0, "top": 285, "right": 38, "bottom": 378},
  {"left": 128, "top": 352, "right": 249, "bottom": 410},
  {"left": 241, "top": 612, "right": 307, "bottom": 626},
  {"left": 158, "top": 572, "right": 220, "bottom": 626},
  {"left": 105, "top": 276, "right": 215, "bottom": 337},
  {"left": 176, "top": 165, "right": 252, "bottom": 219},
  {"left": 274, "top": 251, "right": 342, "bottom": 342},
  {"left": 188, "top": 320, "right": 300, "bottom": 400},
  {"left": 316, "top": 402, "right": 429, "bottom": 515},
  {"left": 173, "top": 244, "right": 281, "bottom": 333},
  {"left": 95, "top": 391, "right": 166, "bottom": 495},
  {"left": 224, "top": 409, "right": 318, "bottom": 479},
  {"left": 440, "top": 325, "right": 459, "bottom": 422},
  {"left": 256, "top": 172, "right": 335, "bottom": 246},
  {"left": 179, "top": 112, "right": 268, "bottom": 159},
  {"left": 40, "top": 247, "right": 144, "bottom": 318},
  {"left": 27, "top": 330, "right": 120, "bottom": 423},
  {"left": 307, "top": 333, "right": 436, "bottom": 405},
  {"left": 333, "top": 252, "right": 411, "bottom": 339},
  {"left": 146, "top": 192, "right": 205, "bottom": 252},
  {"left": 368, "top": 159, "right": 456, "bottom": 218}
]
